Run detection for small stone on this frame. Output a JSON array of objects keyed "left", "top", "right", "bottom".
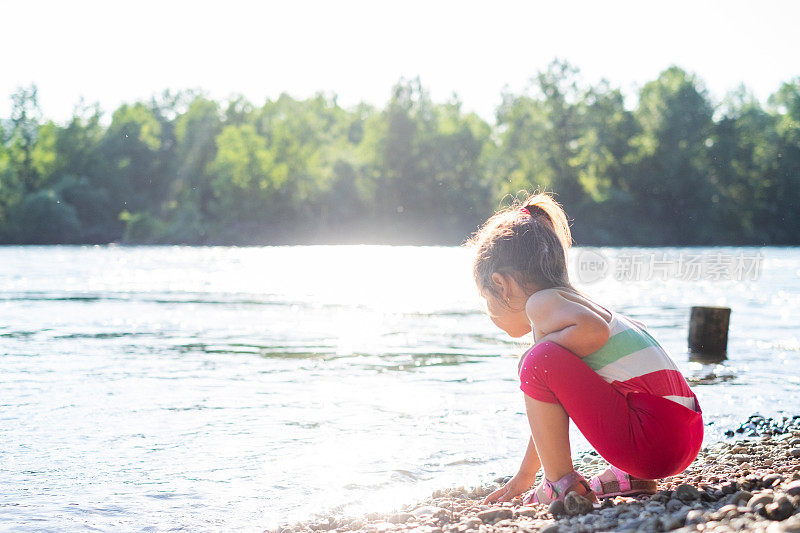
[
  {"left": 592, "top": 517, "right": 617, "bottom": 530},
  {"left": 514, "top": 506, "right": 538, "bottom": 518},
  {"left": 548, "top": 499, "right": 566, "bottom": 518},
  {"left": 748, "top": 493, "right": 775, "bottom": 509},
  {"left": 685, "top": 509, "right": 706, "bottom": 525},
  {"left": 618, "top": 518, "right": 646, "bottom": 530},
  {"left": 773, "top": 516, "right": 800, "bottom": 533},
  {"left": 639, "top": 517, "right": 660, "bottom": 531},
  {"left": 649, "top": 491, "right": 670, "bottom": 503},
  {"left": 763, "top": 474, "right": 783, "bottom": 488},
  {"left": 412, "top": 506, "right": 446, "bottom": 518},
  {"left": 659, "top": 512, "right": 684, "bottom": 530},
  {"left": 721, "top": 481, "right": 739, "bottom": 494},
  {"left": 461, "top": 518, "right": 482, "bottom": 530},
  {"left": 718, "top": 504, "right": 740, "bottom": 518},
  {"left": 564, "top": 492, "right": 594, "bottom": 516},
  {"left": 766, "top": 496, "right": 795, "bottom": 521},
  {"left": 476, "top": 507, "right": 512, "bottom": 524},
  {"left": 786, "top": 480, "right": 800, "bottom": 497},
  {"left": 388, "top": 513, "right": 412, "bottom": 524},
  {"left": 674, "top": 483, "right": 701, "bottom": 501},
  {"left": 789, "top": 448, "right": 800, "bottom": 458},
  {"left": 644, "top": 501, "right": 665, "bottom": 513},
  {"left": 539, "top": 524, "right": 560, "bottom": 533},
  {"left": 666, "top": 498, "right": 685, "bottom": 512}
]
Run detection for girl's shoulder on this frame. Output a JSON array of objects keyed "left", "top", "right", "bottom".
[{"left": 529, "top": 286, "right": 614, "bottom": 325}]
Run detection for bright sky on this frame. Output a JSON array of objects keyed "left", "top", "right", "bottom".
[{"left": 2, "top": 0, "right": 799, "bottom": 124}]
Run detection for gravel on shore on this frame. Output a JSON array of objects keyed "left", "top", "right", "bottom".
[{"left": 272, "top": 415, "right": 800, "bottom": 532}]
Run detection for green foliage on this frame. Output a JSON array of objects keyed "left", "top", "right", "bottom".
[
  {"left": 159, "top": 204, "right": 207, "bottom": 244},
  {"left": 9, "top": 189, "right": 81, "bottom": 244},
  {"left": 119, "top": 210, "right": 168, "bottom": 244},
  {"left": 31, "top": 121, "right": 59, "bottom": 186},
  {"left": 359, "top": 78, "right": 494, "bottom": 239},
  {"left": 102, "top": 102, "right": 164, "bottom": 213},
  {"left": 254, "top": 94, "right": 341, "bottom": 212},
  {"left": 174, "top": 96, "right": 221, "bottom": 218},
  {"left": 626, "top": 67, "right": 716, "bottom": 244},
  {"left": 1, "top": 68, "right": 799, "bottom": 245},
  {"left": 766, "top": 79, "right": 800, "bottom": 244},
  {"left": 54, "top": 102, "right": 105, "bottom": 179},
  {"left": 209, "top": 123, "right": 286, "bottom": 223},
  {"left": 496, "top": 61, "right": 586, "bottom": 204},
  {"left": 9, "top": 85, "right": 43, "bottom": 192},
  {"left": 54, "top": 175, "right": 116, "bottom": 243}
]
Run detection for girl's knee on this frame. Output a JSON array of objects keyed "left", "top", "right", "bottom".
[
  {"left": 518, "top": 342, "right": 578, "bottom": 378},
  {"left": 518, "top": 342, "right": 579, "bottom": 402}
]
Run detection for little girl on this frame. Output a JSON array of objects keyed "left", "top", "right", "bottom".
[{"left": 467, "top": 192, "right": 703, "bottom": 505}]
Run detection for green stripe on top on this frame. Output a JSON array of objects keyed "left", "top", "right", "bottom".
[{"left": 582, "top": 328, "right": 660, "bottom": 370}]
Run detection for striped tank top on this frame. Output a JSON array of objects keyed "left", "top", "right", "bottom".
[{"left": 583, "top": 309, "right": 697, "bottom": 411}]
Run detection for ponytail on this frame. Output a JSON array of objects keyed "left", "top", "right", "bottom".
[
  {"left": 522, "top": 192, "right": 572, "bottom": 262},
  {"left": 522, "top": 192, "right": 573, "bottom": 259}
]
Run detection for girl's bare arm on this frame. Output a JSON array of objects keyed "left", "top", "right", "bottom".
[
  {"left": 526, "top": 290, "right": 611, "bottom": 357},
  {"left": 517, "top": 435, "right": 542, "bottom": 479},
  {"left": 483, "top": 436, "right": 540, "bottom": 503}
]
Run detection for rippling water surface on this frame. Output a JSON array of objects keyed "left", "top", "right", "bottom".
[{"left": 1, "top": 245, "right": 798, "bottom": 531}]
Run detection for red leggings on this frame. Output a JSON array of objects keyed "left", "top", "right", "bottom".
[{"left": 518, "top": 342, "right": 703, "bottom": 480}]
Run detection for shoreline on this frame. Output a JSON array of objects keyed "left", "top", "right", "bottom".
[{"left": 274, "top": 415, "right": 800, "bottom": 532}]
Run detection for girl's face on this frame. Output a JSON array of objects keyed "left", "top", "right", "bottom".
[{"left": 479, "top": 277, "right": 532, "bottom": 338}]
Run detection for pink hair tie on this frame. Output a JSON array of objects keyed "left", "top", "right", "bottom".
[{"left": 519, "top": 206, "right": 532, "bottom": 216}]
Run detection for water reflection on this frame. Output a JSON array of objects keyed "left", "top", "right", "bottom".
[{"left": 688, "top": 352, "right": 729, "bottom": 365}]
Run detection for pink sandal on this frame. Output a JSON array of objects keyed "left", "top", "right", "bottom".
[
  {"left": 522, "top": 470, "right": 598, "bottom": 505},
  {"left": 588, "top": 465, "right": 657, "bottom": 499}
]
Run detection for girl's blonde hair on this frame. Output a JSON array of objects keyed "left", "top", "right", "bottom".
[{"left": 464, "top": 191, "right": 573, "bottom": 299}]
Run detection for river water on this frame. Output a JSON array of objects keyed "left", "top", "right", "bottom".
[{"left": 1, "top": 245, "right": 798, "bottom": 531}]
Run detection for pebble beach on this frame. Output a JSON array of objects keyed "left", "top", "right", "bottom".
[{"left": 275, "top": 415, "right": 800, "bottom": 533}]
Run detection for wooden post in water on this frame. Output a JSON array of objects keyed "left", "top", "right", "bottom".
[{"left": 688, "top": 306, "right": 731, "bottom": 361}]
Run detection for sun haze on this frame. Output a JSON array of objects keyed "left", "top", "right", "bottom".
[{"left": 2, "top": 0, "right": 799, "bottom": 122}]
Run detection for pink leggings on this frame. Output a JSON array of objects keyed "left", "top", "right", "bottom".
[{"left": 518, "top": 342, "right": 703, "bottom": 480}]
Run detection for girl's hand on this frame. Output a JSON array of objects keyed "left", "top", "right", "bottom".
[{"left": 482, "top": 472, "right": 536, "bottom": 504}]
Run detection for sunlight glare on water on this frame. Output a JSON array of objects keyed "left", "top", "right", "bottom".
[{"left": 1, "top": 245, "right": 799, "bottom": 531}]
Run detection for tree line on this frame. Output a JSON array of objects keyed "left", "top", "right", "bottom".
[{"left": 1, "top": 60, "right": 798, "bottom": 246}]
